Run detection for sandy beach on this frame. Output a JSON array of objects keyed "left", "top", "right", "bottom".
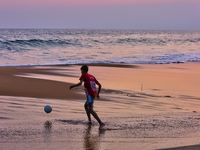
[{"left": 1, "top": 62, "right": 200, "bottom": 150}]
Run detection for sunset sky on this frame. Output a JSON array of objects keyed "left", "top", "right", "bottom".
[{"left": 0, "top": 0, "right": 199, "bottom": 30}]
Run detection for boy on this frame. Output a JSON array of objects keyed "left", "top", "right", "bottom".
[{"left": 69, "top": 65, "right": 105, "bottom": 130}]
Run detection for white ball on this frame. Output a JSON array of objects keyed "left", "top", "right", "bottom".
[{"left": 44, "top": 105, "right": 52, "bottom": 113}]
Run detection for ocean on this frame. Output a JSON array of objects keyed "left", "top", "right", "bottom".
[{"left": 0, "top": 29, "right": 199, "bottom": 66}]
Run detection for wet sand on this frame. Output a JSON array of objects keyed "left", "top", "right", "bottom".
[{"left": 1, "top": 63, "right": 200, "bottom": 150}]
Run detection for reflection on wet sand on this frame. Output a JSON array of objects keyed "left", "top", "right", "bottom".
[
  {"left": 44, "top": 120, "right": 52, "bottom": 142},
  {"left": 84, "top": 125, "right": 106, "bottom": 150}
]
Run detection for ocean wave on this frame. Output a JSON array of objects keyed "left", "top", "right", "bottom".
[
  {"left": 121, "top": 53, "right": 200, "bottom": 64},
  {"left": 0, "top": 29, "right": 200, "bottom": 66},
  {"left": 1, "top": 36, "right": 199, "bottom": 50},
  {"left": 0, "top": 39, "right": 80, "bottom": 47},
  {"left": 0, "top": 53, "right": 200, "bottom": 67}
]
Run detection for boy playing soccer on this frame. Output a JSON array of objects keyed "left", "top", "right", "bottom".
[{"left": 69, "top": 65, "right": 105, "bottom": 130}]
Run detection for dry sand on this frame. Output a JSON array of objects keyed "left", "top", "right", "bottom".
[{"left": 1, "top": 63, "right": 200, "bottom": 150}]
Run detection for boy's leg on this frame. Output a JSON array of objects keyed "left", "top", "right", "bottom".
[
  {"left": 85, "top": 95, "right": 104, "bottom": 128},
  {"left": 88, "top": 107, "right": 103, "bottom": 125},
  {"left": 84, "top": 104, "right": 91, "bottom": 122}
]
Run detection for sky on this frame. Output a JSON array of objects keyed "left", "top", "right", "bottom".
[{"left": 0, "top": 0, "right": 200, "bottom": 30}]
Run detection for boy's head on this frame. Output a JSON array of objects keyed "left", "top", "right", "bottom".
[{"left": 81, "top": 65, "right": 88, "bottom": 74}]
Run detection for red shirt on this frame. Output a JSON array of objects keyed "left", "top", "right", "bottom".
[{"left": 79, "top": 73, "right": 99, "bottom": 98}]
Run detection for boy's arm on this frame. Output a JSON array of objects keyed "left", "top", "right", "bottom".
[
  {"left": 96, "top": 82, "right": 101, "bottom": 99},
  {"left": 69, "top": 80, "right": 83, "bottom": 89}
]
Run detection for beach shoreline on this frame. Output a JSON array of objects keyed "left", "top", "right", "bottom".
[
  {"left": 1, "top": 62, "right": 200, "bottom": 150},
  {"left": 1, "top": 62, "right": 200, "bottom": 99}
]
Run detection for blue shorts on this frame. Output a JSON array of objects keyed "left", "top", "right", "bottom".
[{"left": 85, "top": 95, "right": 94, "bottom": 108}]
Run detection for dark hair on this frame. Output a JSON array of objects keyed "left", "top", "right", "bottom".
[{"left": 81, "top": 65, "right": 88, "bottom": 73}]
